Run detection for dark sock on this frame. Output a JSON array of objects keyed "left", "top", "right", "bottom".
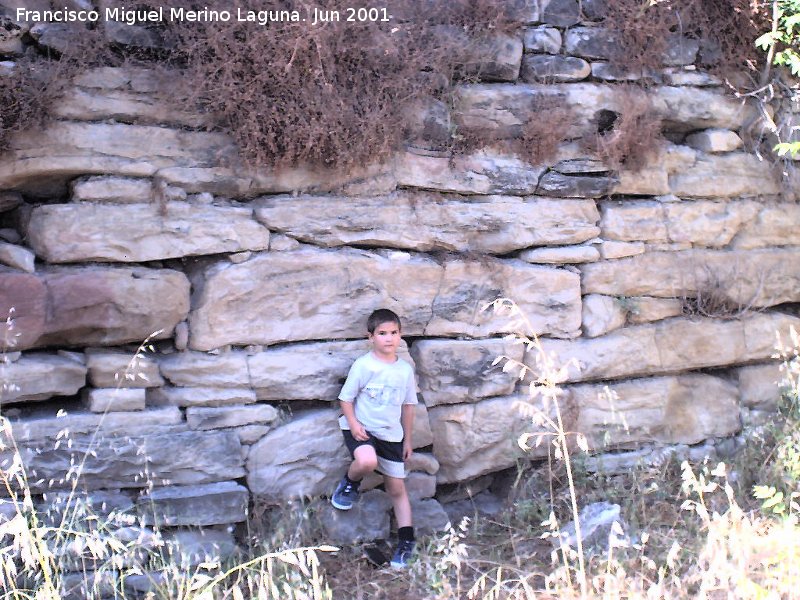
[
  {"left": 345, "top": 473, "right": 361, "bottom": 486},
  {"left": 398, "top": 526, "right": 415, "bottom": 542}
]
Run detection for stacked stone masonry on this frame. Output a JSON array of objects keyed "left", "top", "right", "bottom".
[{"left": 2, "top": 0, "right": 800, "bottom": 548}]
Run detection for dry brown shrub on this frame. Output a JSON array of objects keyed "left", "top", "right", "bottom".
[
  {"left": 517, "top": 95, "right": 576, "bottom": 165},
  {"left": 601, "top": 0, "right": 769, "bottom": 82},
  {"left": 584, "top": 85, "right": 664, "bottom": 172},
  {"left": 450, "top": 94, "right": 575, "bottom": 165},
  {"left": 0, "top": 23, "right": 126, "bottom": 153},
  {"left": 159, "top": 0, "right": 523, "bottom": 169},
  {"left": 1, "top": 0, "right": 523, "bottom": 168},
  {"left": 681, "top": 264, "right": 762, "bottom": 319}
]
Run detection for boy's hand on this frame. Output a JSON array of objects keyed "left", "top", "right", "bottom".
[
  {"left": 351, "top": 421, "right": 369, "bottom": 441},
  {"left": 403, "top": 441, "right": 413, "bottom": 461}
]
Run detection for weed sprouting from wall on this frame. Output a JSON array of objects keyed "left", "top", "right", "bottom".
[
  {"left": 584, "top": 85, "right": 664, "bottom": 172},
  {"left": 600, "top": 0, "right": 768, "bottom": 83}
]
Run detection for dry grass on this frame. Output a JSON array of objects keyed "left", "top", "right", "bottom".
[
  {"left": 4, "top": 309, "right": 800, "bottom": 599},
  {"left": 587, "top": 85, "right": 664, "bottom": 173},
  {"left": 600, "top": 0, "right": 769, "bottom": 83}
]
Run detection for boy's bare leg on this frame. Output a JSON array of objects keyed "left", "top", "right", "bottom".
[
  {"left": 384, "top": 475, "right": 412, "bottom": 527},
  {"left": 348, "top": 445, "right": 378, "bottom": 481}
]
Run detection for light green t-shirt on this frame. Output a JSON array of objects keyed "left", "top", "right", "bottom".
[{"left": 338, "top": 352, "right": 418, "bottom": 442}]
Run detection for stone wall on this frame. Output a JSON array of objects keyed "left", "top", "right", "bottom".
[{"left": 2, "top": 0, "right": 800, "bottom": 543}]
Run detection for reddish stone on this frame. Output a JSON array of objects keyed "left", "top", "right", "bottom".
[
  {"left": 0, "top": 270, "right": 46, "bottom": 351},
  {"left": 37, "top": 267, "right": 190, "bottom": 348}
]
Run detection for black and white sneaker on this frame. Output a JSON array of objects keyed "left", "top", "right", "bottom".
[
  {"left": 330, "top": 477, "right": 360, "bottom": 510},
  {"left": 390, "top": 539, "right": 415, "bottom": 569}
]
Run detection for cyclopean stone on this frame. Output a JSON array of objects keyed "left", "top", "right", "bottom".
[
  {"left": 581, "top": 248, "right": 800, "bottom": 308},
  {"left": 429, "top": 393, "right": 556, "bottom": 483},
  {"left": 521, "top": 55, "right": 591, "bottom": 82},
  {"left": 531, "top": 313, "right": 800, "bottom": 383},
  {"left": 254, "top": 193, "right": 599, "bottom": 254},
  {"left": 246, "top": 409, "right": 351, "bottom": 501},
  {"left": 570, "top": 374, "right": 740, "bottom": 449},
  {"left": 36, "top": 266, "right": 189, "bottom": 348},
  {"left": 0, "top": 353, "right": 86, "bottom": 405},
  {"left": 410, "top": 338, "right": 524, "bottom": 407},
  {"left": 136, "top": 481, "right": 249, "bottom": 527},
  {"left": 394, "top": 148, "right": 546, "bottom": 195},
  {"left": 189, "top": 247, "right": 581, "bottom": 350},
  {"left": 26, "top": 202, "right": 270, "bottom": 263}
]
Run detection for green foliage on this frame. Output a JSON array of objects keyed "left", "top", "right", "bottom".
[{"left": 756, "top": 0, "right": 800, "bottom": 75}]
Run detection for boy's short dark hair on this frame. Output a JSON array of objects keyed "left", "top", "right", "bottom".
[{"left": 367, "top": 308, "right": 402, "bottom": 333}]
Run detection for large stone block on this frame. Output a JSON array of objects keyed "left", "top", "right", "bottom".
[
  {"left": 464, "top": 33, "right": 524, "bottom": 82},
  {"left": 410, "top": 498, "right": 450, "bottom": 534},
  {"left": 731, "top": 203, "right": 800, "bottom": 249},
  {"left": 521, "top": 55, "right": 590, "bottom": 82},
  {"left": 0, "top": 243, "right": 35, "bottom": 273},
  {"left": 0, "top": 270, "right": 46, "bottom": 351},
  {"left": 410, "top": 338, "right": 524, "bottom": 407},
  {"left": 531, "top": 313, "right": 800, "bottom": 384},
  {"left": 0, "top": 122, "right": 235, "bottom": 197},
  {"left": 582, "top": 294, "right": 627, "bottom": 338},
  {"left": 147, "top": 386, "right": 257, "bottom": 408},
  {"left": 71, "top": 176, "right": 153, "bottom": 203},
  {"left": 668, "top": 152, "right": 781, "bottom": 197},
  {"left": 524, "top": 26, "right": 561, "bottom": 54},
  {"left": 0, "top": 353, "right": 86, "bottom": 405},
  {"left": 600, "top": 199, "right": 762, "bottom": 247},
  {"left": 55, "top": 67, "right": 206, "bottom": 127},
  {"left": 541, "top": 0, "right": 581, "bottom": 26},
  {"left": 36, "top": 267, "right": 189, "bottom": 348},
  {"left": 454, "top": 84, "right": 756, "bottom": 141},
  {"left": 537, "top": 171, "right": 616, "bottom": 198},
  {"left": 254, "top": 193, "right": 599, "bottom": 254},
  {"left": 613, "top": 144, "right": 697, "bottom": 196},
  {"left": 651, "top": 87, "right": 757, "bottom": 132},
  {"left": 158, "top": 351, "right": 250, "bottom": 388},
  {"left": 10, "top": 428, "right": 244, "bottom": 492},
  {"left": 394, "top": 148, "right": 545, "bottom": 195},
  {"left": 189, "top": 247, "right": 581, "bottom": 350},
  {"left": 248, "top": 340, "right": 414, "bottom": 401},
  {"left": 564, "top": 27, "right": 618, "bottom": 60},
  {"left": 429, "top": 394, "right": 549, "bottom": 483},
  {"left": 571, "top": 374, "right": 740, "bottom": 449},
  {"left": 319, "top": 490, "right": 392, "bottom": 544},
  {"left": 581, "top": 248, "right": 800, "bottom": 308},
  {"left": 185, "top": 404, "right": 279, "bottom": 431},
  {"left": 27, "top": 202, "right": 270, "bottom": 263},
  {"left": 136, "top": 481, "right": 249, "bottom": 526},
  {"left": 85, "top": 388, "right": 146, "bottom": 413},
  {"left": 6, "top": 407, "right": 184, "bottom": 444},
  {"left": 685, "top": 128, "right": 743, "bottom": 153},
  {"left": 246, "top": 410, "right": 350, "bottom": 501},
  {"left": 85, "top": 348, "right": 163, "bottom": 388},
  {"left": 736, "top": 363, "right": 783, "bottom": 410}
]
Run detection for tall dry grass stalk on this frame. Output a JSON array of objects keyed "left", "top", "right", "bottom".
[{"left": 1, "top": 321, "right": 337, "bottom": 599}]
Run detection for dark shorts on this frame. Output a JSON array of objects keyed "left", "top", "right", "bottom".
[{"left": 342, "top": 429, "right": 405, "bottom": 479}]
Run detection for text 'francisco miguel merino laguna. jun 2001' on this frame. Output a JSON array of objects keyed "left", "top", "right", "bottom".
[{"left": 15, "top": 5, "right": 394, "bottom": 26}]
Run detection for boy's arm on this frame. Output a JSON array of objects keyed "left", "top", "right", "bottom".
[
  {"left": 341, "top": 400, "right": 369, "bottom": 441},
  {"left": 401, "top": 403, "right": 415, "bottom": 460}
]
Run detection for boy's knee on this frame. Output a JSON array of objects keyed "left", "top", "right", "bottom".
[
  {"left": 385, "top": 479, "right": 407, "bottom": 499},
  {"left": 354, "top": 454, "right": 378, "bottom": 471}
]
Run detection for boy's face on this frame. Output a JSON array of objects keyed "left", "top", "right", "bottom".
[{"left": 368, "top": 320, "right": 401, "bottom": 359}]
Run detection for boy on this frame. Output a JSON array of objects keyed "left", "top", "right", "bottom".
[{"left": 331, "top": 308, "right": 417, "bottom": 569}]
